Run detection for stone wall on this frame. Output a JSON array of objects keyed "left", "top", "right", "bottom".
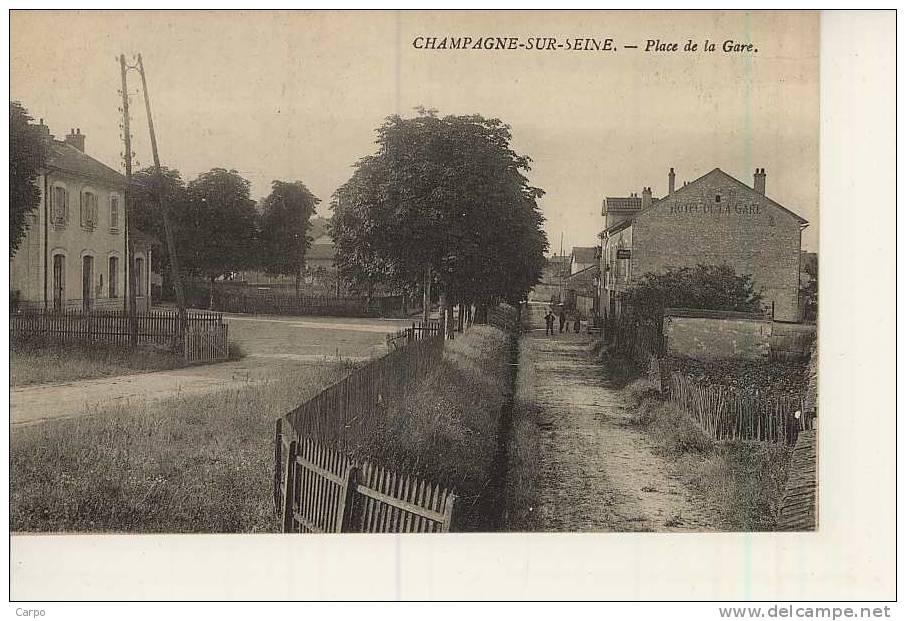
[{"left": 664, "top": 314, "right": 772, "bottom": 360}]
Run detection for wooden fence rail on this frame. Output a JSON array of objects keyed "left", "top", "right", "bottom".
[
  {"left": 279, "top": 435, "right": 456, "bottom": 533},
  {"left": 385, "top": 320, "right": 441, "bottom": 351},
  {"left": 10, "top": 309, "right": 229, "bottom": 364}
]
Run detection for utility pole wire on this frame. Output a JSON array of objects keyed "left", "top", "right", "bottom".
[
  {"left": 135, "top": 53, "right": 188, "bottom": 333},
  {"left": 119, "top": 54, "right": 137, "bottom": 345}
]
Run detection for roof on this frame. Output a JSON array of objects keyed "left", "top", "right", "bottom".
[
  {"left": 306, "top": 242, "right": 335, "bottom": 261},
  {"left": 46, "top": 141, "right": 127, "bottom": 189},
  {"left": 605, "top": 196, "right": 643, "bottom": 210},
  {"left": 641, "top": 168, "right": 808, "bottom": 225},
  {"left": 546, "top": 254, "right": 569, "bottom": 264},
  {"left": 571, "top": 247, "right": 598, "bottom": 263},
  {"left": 602, "top": 218, "right": 633, "bottom": 236}
]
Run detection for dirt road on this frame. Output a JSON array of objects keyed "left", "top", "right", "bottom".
[
  {"left": 525, "top": 331, "right": 717, "bottom": 532},
  {"left": 11, "top": 314, "right": 412, "bottom": 427}
]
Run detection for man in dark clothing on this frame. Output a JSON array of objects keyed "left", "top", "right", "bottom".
[
  {"left": 544, "top": 310, "right": 555, "bottom": 335},
  {"left": 558, "top": 308, "right": 566, "bottom": 333}
]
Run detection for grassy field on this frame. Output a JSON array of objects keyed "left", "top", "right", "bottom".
[
  {"left": 10, "top": 360, "right": 352, "bottom": 533},
  {"left": 9, "top": 341, "right": 195, "bottom": 387},
  {"left": 351, "top": 325, "right": 512, "bottom": 531},
  {"left": 624, "top": 377, "right": 792, "bottom": 531}
]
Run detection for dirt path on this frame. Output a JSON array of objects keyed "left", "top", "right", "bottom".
[
  {"left": 526, "top": 331, "right": 717, "bottom": 532},
  {"left": 11, "top": 314, "right": 411, "bottom": 427}
]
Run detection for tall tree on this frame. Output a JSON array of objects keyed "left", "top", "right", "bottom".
[
  {"left": 183, "top": 168, "right": 258, "bottom": 305},
  {"left": 129, "top": 166, "right": 187, "bottom": 291},
  {"left": 9, "top": 102, "right": 47, "bottom": 256},
  {"left": 330, "top": 109, "right": 548, "bottom": 336},
  {"left": 259, "top": 180, "right": 320, "bottom": 296}
]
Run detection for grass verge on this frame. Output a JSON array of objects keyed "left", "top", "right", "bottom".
[
  {"left": 625, "top": 377, "right": 792, "bottom": 531},
  {"left": 10, "top": 360, "right": 352, "bottom": 533},
  {"left": 350, "top": 325, "right": 512, "bottom": 531},
  {"left": 10, "top": 340, "right": 189, "bottom": 387}
]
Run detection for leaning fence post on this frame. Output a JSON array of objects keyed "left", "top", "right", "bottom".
[
  {"left": 281, "top": 440, "right": 298, "bottom": 532},
  {"left": 337, "top": 465, "right": 359, "bottom": 533},
  {"left": 440, "top": 492, "right": 456, "bottom": 533}
]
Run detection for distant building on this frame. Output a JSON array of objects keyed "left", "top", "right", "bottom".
[
  {"left": 234, "top": 216, "right": 337, "bottom": 288},
  {"left": 10, "top": 122, "right": 153, "bottom": 312},
  {"left": 599, "top": 167, "right": 808, "bottom": 322},
  {"left": 529, "top": 254, "right": 571, "bottom": 303},
  {"left": 570, "top": 246, "right": 599, "bottom": 274},
  {"left": 304, "top": 217, "right": 336, "bottom": 276}
]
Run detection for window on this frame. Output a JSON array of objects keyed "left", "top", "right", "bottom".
[
  {"left": 715, "top": 194, "right": 721, "bottom": 203},
  {"left": 51, "top": 186, "right": 69, "bottom": 228},
  {"left": 134, "top": 256, "right": 144, "bottom": 297},
  {"left": 81, "top": 191, "right": 99, "bottom": 230},
  {"left": 109, "top": 256, "right": 118, "bottom": 298},
  {"left": 110, "top": 196, "right": 119, "bottom": 229}
]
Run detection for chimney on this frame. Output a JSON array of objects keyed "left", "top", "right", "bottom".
[
  {"left": 668, "top": 167, "right": 676, "bottom": 194},
  {"left": 641, "top": 186, "right": 652, "bottom": 209},
  {"left": 754, "top": 168, "right": 766, "bottom": 194},
  {"left": 65, "top": 127, "right": 85, "bottom": 152},
  {"left": 36, "top": 118, "right": 53, "bottom": 144}
]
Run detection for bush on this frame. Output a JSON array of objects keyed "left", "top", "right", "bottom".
[{"left": 622, "top": 263, "right": 764, "bottom": 322}]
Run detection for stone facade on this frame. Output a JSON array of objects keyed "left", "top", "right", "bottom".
[
  {"left": 601, "top": 168, "right": 808, "bottom": 322},
  {"left": 663, "top": 314, "right": 772, "bottom": 361},
  {"left": 9, "top": 126, "right": 152, "bottom": 312}
]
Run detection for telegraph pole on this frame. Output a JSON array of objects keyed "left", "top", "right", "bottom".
[
  {"left": 559, "top": 231, "right": 564, "bottom": 303},
  {"left": 120, "top": 54, "right": 138, "bottom": 344},
  {"left": 135, "top": 53, "right": 187, "bottom": 331}
]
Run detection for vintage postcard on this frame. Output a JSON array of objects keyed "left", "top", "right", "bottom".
[{"left": 6, "top": 8, "right": 895, "bottom": 606}]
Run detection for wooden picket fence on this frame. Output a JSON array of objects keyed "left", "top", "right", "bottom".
[
  {"left": 778, "top": 429, "right": 818, "bottom": 530},
  {"left": 278, "top": 331, "right": 443, "bottom": 449},
  {"left": 661, "top": 366, "right": 813, "bottom": 443},
  {"left": 606, "top": 319, "right": 665, "bottom": 365},
  {"left": 184, "top": 323, "right": 230, "bottom": 364},
  {"left": 385, "top": 320, "right": 441, "bottom": 350},
  {"left": 274, "top": 333, "right": 446, "bottom": 527},
  {"left": 277, "top": 434, "right": 455, "bottom": 533},
  {"left": 10, "top": 308, "right": 229, "bottom": 364}
]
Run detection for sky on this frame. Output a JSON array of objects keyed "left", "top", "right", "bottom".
[{"left": 11, "top": 10, "right": 819, "bottom": 252}]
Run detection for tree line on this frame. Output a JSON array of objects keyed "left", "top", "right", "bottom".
[{"left": 129, "top": 167, "right": 319, "bottom": 299}]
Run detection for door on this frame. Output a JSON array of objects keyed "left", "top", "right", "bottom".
[
  {"left": 52, "top": 255, "right": 64, "bottom": 312},
  {"left": 82, "top": 256, "right": 93, "bottom": 312}
]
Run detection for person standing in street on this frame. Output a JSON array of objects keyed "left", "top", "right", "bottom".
[
  {"left": 544, "top": 310, "right": 555, "bottom": 336},
  {"left": 558, "top": 307, "right": 566, "bottom": 333}
]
